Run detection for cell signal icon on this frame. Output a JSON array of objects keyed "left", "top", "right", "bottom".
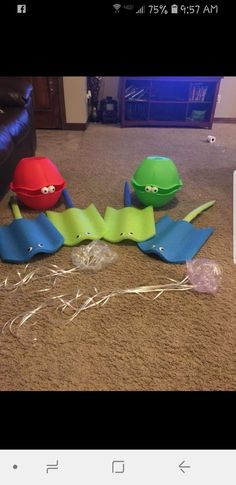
[
  {"left": 113, "top": 3, "right": 122, "bottom": 12},
  {"left": 136, "top": 5, "right": 145, "bottom": 13}
]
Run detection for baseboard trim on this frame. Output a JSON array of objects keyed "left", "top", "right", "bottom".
[
  {"left": 63, "top": 123, "right": 87, "bottom": 130},
  {"left": 214, "top": 117, "right": 236, "bottom": 123}
]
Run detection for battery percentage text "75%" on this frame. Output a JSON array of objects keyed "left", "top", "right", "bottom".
[{"left": 148, "top": 5, "right": 168, "bottom": 13}]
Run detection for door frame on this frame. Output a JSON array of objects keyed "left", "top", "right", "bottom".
[{"left": 58, "top": 77, "right": 67, "bottom": 129}]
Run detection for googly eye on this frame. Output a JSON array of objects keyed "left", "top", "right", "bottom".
[
  {"left": 28, "top": 246, "right": 33, "bottom": 252},
  {"left": 48, "top": 185, "right": 55, "bottom": 193},
  {"left": 129, "top": 232, "right": 134, "bottom": 235},
  {"left": 152, "top": 186, "right": 159, "bottom": 193},
  {"left": 41, "top": 186, "right": 48, "bottom": 194},
  {"left": 120, "top": 232, "right": 125, "bottom": 236},
  {"left": 76, "top": 235, "right": 81, "bottom": 239},
  {"left": 159, "top": 246, "right": 165, "bottom": 252},
  {"left": 38, "top": 243, "right": 44, "bottom": 248},
  {"left": 85, "top": 232, "right": 91, "bottom": 235},
  {"left": 145, "top": 186, "right": 152, "bottom": 192}
]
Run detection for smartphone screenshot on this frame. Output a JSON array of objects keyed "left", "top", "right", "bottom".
[{"left": 0, "top": 0, "right": 235, "bottom": 478}]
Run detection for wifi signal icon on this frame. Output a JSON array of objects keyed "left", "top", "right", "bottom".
[{"left": 113, "top": 3, "right": 122, "bottom": 12}]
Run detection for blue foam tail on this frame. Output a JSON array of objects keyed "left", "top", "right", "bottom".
[
  {"left": 124, "top": 181, "right": 132, "bottom": 207},
  {"left": 62, "top": 188, "right": 74, "bottom": 208}
]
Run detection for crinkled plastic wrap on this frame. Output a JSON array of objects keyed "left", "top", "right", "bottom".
[
  {"left": 186, "top": 258, "right": 222, "bottom": 294},
  {"left": 71, "top": 240, "right": 118, "bottom": 271}
]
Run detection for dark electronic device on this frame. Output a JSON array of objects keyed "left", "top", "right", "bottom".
[{"left": 100, "top": 97, "right": 118, "bottom": 123}]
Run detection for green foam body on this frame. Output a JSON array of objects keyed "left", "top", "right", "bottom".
[
  {"left": 103, "top": 206, "right": 155, "bottom": 243},
  {"left": 46, "top": 204, "right": 107, "bottom": 246}
]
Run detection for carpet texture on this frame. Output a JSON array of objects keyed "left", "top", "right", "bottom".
[{"left": 0, "top": 124, "right": 235, "bottom": 390}]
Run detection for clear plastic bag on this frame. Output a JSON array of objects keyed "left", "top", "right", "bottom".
[
  {"left": 186, "top": 258, "right": 222, "bottom": 294},
  {"left": 71, "top": 240, "right": 118, "bottom": 271}
]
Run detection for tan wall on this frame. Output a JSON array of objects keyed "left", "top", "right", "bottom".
[
  {"left": 99, "top": 77, "right": 120, "bottom": 100},
  {"left": 63, "top": 77, "right": 87, "bottom": 123},
  {"left": 215, "top": 77, "right": 236, "bottom": 118}
]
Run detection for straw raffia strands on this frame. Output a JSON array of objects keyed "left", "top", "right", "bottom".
[
  {"left": 0, "top": 263, "right": 89, "bottom": 293},
  {"left": 2, "top": 276, "right": 193, "bottom": 336},
  {"left": 59, "top": 276, "right": 193, "bottom": 322}
]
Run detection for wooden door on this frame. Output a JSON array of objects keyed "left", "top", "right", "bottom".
[{"left": 23, "top": 77, "right": 65, "bottom": 129}]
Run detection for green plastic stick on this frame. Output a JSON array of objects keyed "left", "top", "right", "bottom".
[
  {"left": 10, "top": 198, "right": 22, "bottom": 220},
  {"left": 183, "top": 200, "right": 215, "bottom": 223}
]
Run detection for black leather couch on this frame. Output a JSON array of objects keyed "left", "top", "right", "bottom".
[{"left": 0, "top": 78, "right": 36, "bottom": 198}]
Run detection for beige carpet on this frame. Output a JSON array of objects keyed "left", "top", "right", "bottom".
[{"left": 0, "top": 124, "right": 235, "bottom": 390}]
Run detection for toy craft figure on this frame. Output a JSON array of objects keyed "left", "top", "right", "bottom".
[
  {"left": 0, "top": 198, "right": 64, "bottom": 263},
  {"left": 130, "top": 156, "right": 183, "bottom": 208},
  {"left": 10, "top": 156, "right": 66, "bottom": 210},
  {"left": 137, "top": 201, "right": 215, "bottom": 263},
  {"left": 46, "top": 189, "right": 107, "bottom": 246},
  {"left": 102, "top": 206, "right": 156, "bottom": 243}
]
